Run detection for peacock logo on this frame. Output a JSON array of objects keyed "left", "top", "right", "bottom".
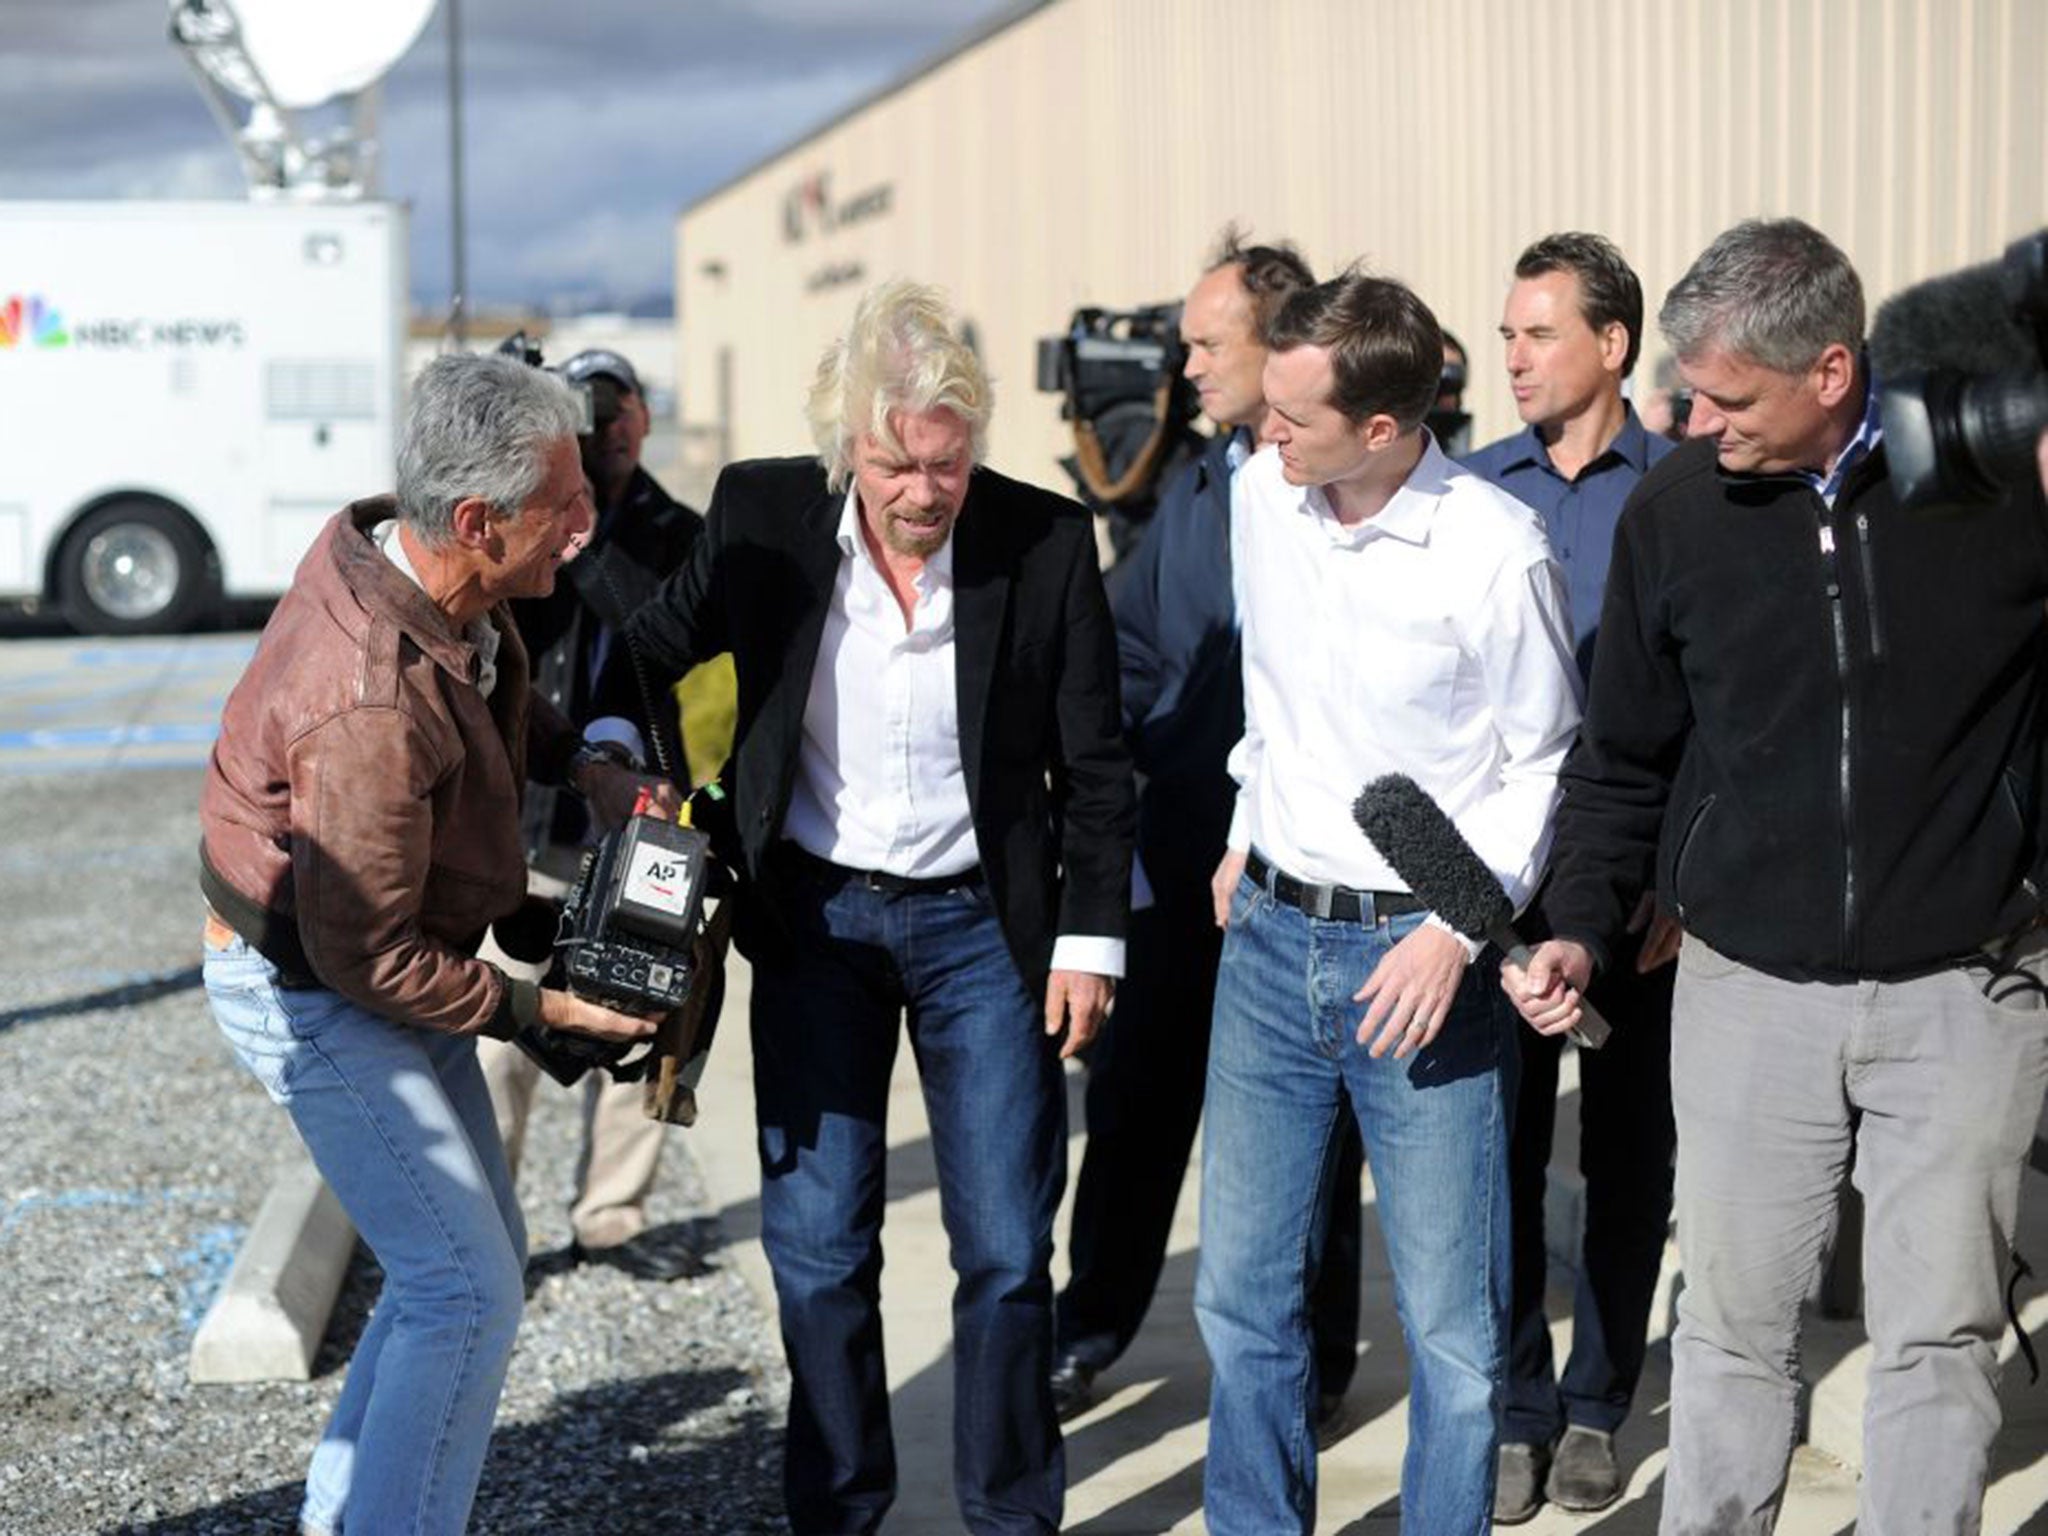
[{"left": 0, "top": 294, "right": 70, "bottom": 350}]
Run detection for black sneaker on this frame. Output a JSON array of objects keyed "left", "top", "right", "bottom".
[
  {"left": 571, "top": 1233, "right": 707, "bottom": 1282},
  {"left": 1546, "top": 1424, "right": 1622, "bottom": 1512},
  {"left": 1493, "top": 1440, "right": 1550, "bottom": 1524},
  {"left": 1049, "top": 1353, "right": 1097, "bottom": 1420}
]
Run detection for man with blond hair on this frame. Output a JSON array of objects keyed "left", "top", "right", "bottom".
[{"left": 596, "top": 279, "right": 1132, "bottom": 1534}]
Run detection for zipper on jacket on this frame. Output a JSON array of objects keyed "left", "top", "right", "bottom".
[
  {"left": 1817, "top": 512, "right": 1858, "bottom": 960},
  {"left": 1853, "top": 510, "right": 1885, "bottom": 662},
  {"left": 1670, "top": 793, "right": 1717, "bottom": 922}
]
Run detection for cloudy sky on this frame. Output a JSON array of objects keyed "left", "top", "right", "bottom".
[{"left": 1, "top": 0, "right": 1020, "bottom": 314}]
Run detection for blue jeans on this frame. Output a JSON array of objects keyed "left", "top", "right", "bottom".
[
  {"left": 204, "top": 932, "right": 526, "bottom": 1536},
  {"left": 1196, "top": 877, "right": 1510, "bottom": 1535},
  {"left": 749, "top": 863, "right": 1066, "bottom": 1535}
]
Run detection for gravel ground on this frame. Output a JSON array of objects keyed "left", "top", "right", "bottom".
[{"left": 0, "top": 749, "right": 789, "bottom": 1534}]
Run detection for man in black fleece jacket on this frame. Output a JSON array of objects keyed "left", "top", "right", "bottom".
[{"left": 1505, "top": 218, "right": 2048, "bottom": 1534}]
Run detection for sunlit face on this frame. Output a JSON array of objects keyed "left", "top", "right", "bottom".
[
  {"left": 1499, "top": 270, "right": 1625, "bottom": 431},
  {"left": 1678, "top": 342, "right": 1844, "bottom": 475},
  {"left": 1181, "top": 264, "right": 1268, "bottom": 431},
  {"left": 492, "top": 435, "right": 593, "bottom": 599},
  {"left": 1260, "top": 344, "right": 1382, "bottom": 488},
  {"left": 852, "top": 407, "right": 974, "bottom": 560}
]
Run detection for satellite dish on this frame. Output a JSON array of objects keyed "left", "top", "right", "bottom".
[
  {"left": 219, "top": 0, "right": 436, "bottom": 109},
  {"left": 169, "top": 0, "right": 437, "bottom": 197},
  {"left": 176, "top": 0, "right": 436, "bottom": 110}
]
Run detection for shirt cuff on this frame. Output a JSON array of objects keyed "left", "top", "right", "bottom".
[
  {"left": 1424, "top": 913, "right": 1485, "bottom": 963},
  {"left": 1226, "top": 800, "right": 1252, "bottom": 853},
  {"left": 1051, "top": 934, "right": 1125, "bottom": 980},
  {"left": 584, "top": 715, "right": 647, "bottom": 768}
]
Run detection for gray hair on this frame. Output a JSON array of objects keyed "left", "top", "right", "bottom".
[
  {"left": 1658, "top": 218, "right": 1865, "bottom": 374},
  {"left": 397, "top": 353, "right": 582, "bottom": 542},
  {"left": 807, "top": 279, "right": 992, "bottom": 493}
]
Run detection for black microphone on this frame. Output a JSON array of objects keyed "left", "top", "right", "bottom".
[
  {"left": 1351, "top": 773, "right": 1610, "bottom": 1049},
  {"left": 1870, "top": 259, "right": 2036, "bottom": 380},
  {"left": 1870, "top": 237, "right": 2048, "bottom": 510}
]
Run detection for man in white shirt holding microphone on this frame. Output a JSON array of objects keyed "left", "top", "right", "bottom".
[{"left": 1194, "top": 269, "right": 1582, "bottom": 1535}]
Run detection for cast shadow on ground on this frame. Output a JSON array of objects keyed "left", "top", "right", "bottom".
[{"left": 111, "top": 1360, "right": 777, "bottom": 1535}]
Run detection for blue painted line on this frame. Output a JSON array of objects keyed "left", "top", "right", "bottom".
[
  {"left": 69, "top": 641, "right": 256, "bottom": 669},
  {"left": 0, "top": 721, "right": 220, "bottom": 749},
  {"left": 171, "top": 1222, "right": 247, "bottom": 1332},
  {"left": 0, "top": 1185, "right": 237, "bottom": 1243},
  {"left": 24, "top": 676, "right": 227, "bottom": 717},
  {"left": 0, "top": 754, "right": 212, "bottom": 776}
]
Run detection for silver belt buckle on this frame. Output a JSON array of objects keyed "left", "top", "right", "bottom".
[{"left": 1306, "top": 882, "right": 1337, "bottom": 920}]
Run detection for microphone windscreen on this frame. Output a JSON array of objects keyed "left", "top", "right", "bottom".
[
  {"left": 1351, "top": 774, "right": 1512, "bottom": 942},
  {"left": 1870, "top": 261, "right": 2035, "bottom": 379}
]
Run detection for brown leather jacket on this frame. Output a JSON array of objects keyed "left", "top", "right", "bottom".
[{"left": 200, "top": 499, "right": 580, "bottom": 1036}]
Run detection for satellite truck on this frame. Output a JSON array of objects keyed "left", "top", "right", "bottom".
[{"left": 0, "top": 0, "right": 436, "bottom": 635}]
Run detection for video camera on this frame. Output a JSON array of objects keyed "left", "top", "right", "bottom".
[
  {"left": 1036, "top": 303, "right": 1205, "bottom": 548},
  {"left": 505, "top": 797, "right": 729, "bottom": 1126},
  {"left": 1876, "top": 229, "right": 2048, "bottom": 511}
]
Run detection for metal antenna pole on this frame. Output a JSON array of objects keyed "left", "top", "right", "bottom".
[{"left": 445, "top": 0, "right": 467, "bottom": 344}]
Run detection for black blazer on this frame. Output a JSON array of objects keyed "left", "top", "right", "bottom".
[{"left": 603, "top": 455, "right": 1133, "bottom": 991}]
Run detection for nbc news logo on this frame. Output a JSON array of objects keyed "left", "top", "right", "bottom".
[{"left": 0, "top": 294, "right": 70, "bottom": 349}]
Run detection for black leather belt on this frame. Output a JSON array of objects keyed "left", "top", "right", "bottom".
[
  {"left": 1244, "top": 849, "right": 1426, "bottom": 925},
  {"left": 779, "top": 842, "right": 983, "bottom": 896}
]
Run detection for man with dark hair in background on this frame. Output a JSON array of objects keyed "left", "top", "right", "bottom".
[
  {"left": 1427, "top": 328, "right": 1474, "bottom": 455},
  {"left": 1504, "top": 218, "right": 2048, "bottom": 1533},
  {"left": 1197, "top": 270, "right": 1581, "bottom": 1533},
  {"left": 1463, "top": 232, "right": 1677, "bottom": 1517},
  {"left": 476, "top": 347, "right": 707, "bottom": 1283},
  {"left": 1052, "top": 227, "right": 1368, "bottom": 1425}
]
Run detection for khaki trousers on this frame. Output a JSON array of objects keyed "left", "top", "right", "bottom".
[
  {"left": 476, "top": 868, "right": 667, "bottom": 1251},
  {"left": 1661, "top": 934, "right": 2048, "bottom": 1536}
]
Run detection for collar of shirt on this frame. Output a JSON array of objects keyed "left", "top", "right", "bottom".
[
  {"left": 371, "top": 517, "right": 500, "bottom": 697},
  {"left": 1286, "top": 430, "right": 1456, "bottom": 548},
  {"left": 1494, "top": 407, "right": 1656, "bottom": 482},
  {"left": 834, "top": 484, "right": 955, "bottom": 596},
  {"left": 1225, "top": 425, "right": 1254, "bottom": 476},
  {"left": 1805, "top": 366, "right": 1885, "bottom": 507}
]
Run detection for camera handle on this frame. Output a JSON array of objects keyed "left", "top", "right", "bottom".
[{"left": 1071, "top": 378, "right": 1185, "bottom": 505}]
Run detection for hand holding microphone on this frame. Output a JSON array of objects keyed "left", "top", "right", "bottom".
[{"left": 1350, "top": 774, "right": 1610, "bottom": 1049}]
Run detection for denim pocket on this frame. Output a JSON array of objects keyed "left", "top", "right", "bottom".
[
  {"left": 204, "top": 949, "right": 298, "bottom": 1105},
  {"left": 1227, "top": 872, "right": 1262, "bottom": 929}
]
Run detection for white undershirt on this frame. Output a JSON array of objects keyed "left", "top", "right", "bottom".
[
  {"left": 374, "top": 518, "right": 499, "bottom": 698},
  {"left": 782, "top": 489, "right": 1122, "bottom": 979}
]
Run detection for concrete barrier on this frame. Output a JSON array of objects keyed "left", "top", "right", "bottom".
[{"left": 188, "top": 1155, "right": 354, "bottom": 1383}]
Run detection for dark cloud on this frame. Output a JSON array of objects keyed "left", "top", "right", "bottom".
[{"left": 0, "top": 0, "right": 1022, "bottom": 310}]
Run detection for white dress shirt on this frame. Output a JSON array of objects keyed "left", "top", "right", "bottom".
[
  {"left": 1226, "top": 438, "right": 1581, "bottom": 947},
  {"left": 783, "top": 489, "right": 1123, "bottom": 978}
]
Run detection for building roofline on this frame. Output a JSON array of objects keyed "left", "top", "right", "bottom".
[{"left": 676, "top": 0, "right": 1056, "bottom": 219}]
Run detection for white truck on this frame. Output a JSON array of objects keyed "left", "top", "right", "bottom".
[{"left": 0, "top": 199, "right": 406, "bottom": 633}]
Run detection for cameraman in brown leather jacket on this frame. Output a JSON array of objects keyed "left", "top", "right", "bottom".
[{"left": 197, "top": 353, "right": 655, "bottom": 1536}]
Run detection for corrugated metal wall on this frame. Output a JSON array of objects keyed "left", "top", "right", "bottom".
[{"left": 674, "top": 0, "right": 2048, "bottom": 497}]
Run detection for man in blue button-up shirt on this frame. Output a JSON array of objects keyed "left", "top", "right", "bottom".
[{"left": 1463, "top": 232, "right": 1678, "bottom": 1521}]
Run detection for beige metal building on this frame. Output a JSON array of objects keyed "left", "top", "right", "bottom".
[{"left": 673, "top": 0, "right": 2048, "bottom": 500}]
